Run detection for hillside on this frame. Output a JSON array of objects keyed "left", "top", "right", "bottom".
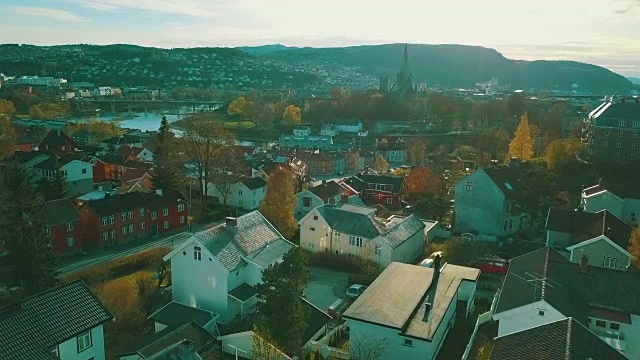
[
  {"left": 628, "top": 77, "right": 640, "bottom": 85},
  {"left": 260, "top": 43, "right": 634, "bottom": 93}
]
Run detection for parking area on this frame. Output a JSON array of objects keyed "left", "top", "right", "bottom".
[{"left": 305, "top": 267, "right": 350, "bottom": 311}]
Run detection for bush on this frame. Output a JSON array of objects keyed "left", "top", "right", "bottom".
[
  {"left": 94, "top": 272, "right": 151, "bottom": 330},
  {"left": 308, "top": 251, "right": 361, "bottom": 274}
]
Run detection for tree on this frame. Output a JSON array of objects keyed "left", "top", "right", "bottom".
[
  {"left": 373, "top": 154, "right": 389, "bottom": 172},
  {"left": 228, "top": 96, "right": 249, "bottom": 116},
  {"left": 544, "top": 138, "right": 582, "bottom": 171},
  {"left": 181, "top": 114, "right": 235, "bottom": 219},
  {"left": 629, "top": 227, "right": 640, "bottom": 269},
  {"left": 508, "top": 113, "right": 534, "bottom": 161},
  {"left": 345, "top": 151, "right": 361, "bottom": 173},
  {"left": 0, "top": 99, "right": 16, "bottom": 115},
  {"left": 393, "top": 168, "right": 409, "bottom": 176},
  {"left": 256, "top": 247, "right": 310, "bottom": 355},
  {"left": 282, "top": 105, "right": 302, "bottom": 124},
  {"left": 0, "top": 113, "right": 15, "bottom": 159},
  {"left": 37, "top": 162, "right": 68, "bottom": 201},
  {"left": 211, "top": 147, "right": 244, "bottom": 207},
  {"left": 259, "top": 167, "right": 297, "bottom": 239},
  {"left": 348, "top": 334, "right": 389, "bottom": 360},
  {"left": 29, "top": 105, "right": 45, "bottom": 119},
  {"left": 0, "top": 161, "right": 58, "bottom": 294},
  {"left": 511, "top": 163, "right": 557, "bottom": 225},
  {"left": 407, "top": 137, "right": 427, "bottom": 166},
  {"left": 151, "top": 116, "right": 180, "bottom": 193},
  {"left": 415, "top": 195, "right": 449, "bottom": 221},
  {"left": 252, "top": 326, "right": 286, "bottom": 360}
]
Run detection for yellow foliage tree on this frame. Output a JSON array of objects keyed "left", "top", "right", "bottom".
[
  {"left": 0, "top": 100, "right": 16, "bottom": 115},
  {"left": 544, "top": 138, "right": 583, "bottom": 171},
  {"left": 228, "top": 96, "right": 249, "bottom": 116},
  {"left": 282, "top": 105, "right": 302, "bottom": 124},
  {"left": 259, "top": 167, "right": 298, "bottom": 239},
  {"left": 508, "top": 113, "right": 534, "bottom": 161},
  {"left": 629, "top": 227, "right": 640, "bottom": 269},
  {"left": 373, "top": 154, "right": 389, "bottom": 172},
  {"left": 29, "top": 105, "right": 45, "bottom": 119}
]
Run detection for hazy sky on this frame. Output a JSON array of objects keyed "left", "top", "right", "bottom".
[{"left": 2, "top": 0, "right": 640, "bottom": 76}]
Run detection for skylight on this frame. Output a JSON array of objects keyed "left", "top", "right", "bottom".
[{"left": 504, "top": 182, "right": 513, "bottom": 190}]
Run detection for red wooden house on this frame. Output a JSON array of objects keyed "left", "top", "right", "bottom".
[
  {"left": 38, "top": 130, "right": 79, "bottom": 156},
  {"left": 144, "top": 191, "right": 188, "bottom": 237},
  {"left": 84, "top": 153, "right": 131, "bottom": 183},
  {"left": 41, "top": 198, "right": 83, "bottom": 255},
  {"left": 345, "top": 172, "right": 406, "bottom": 207},
  {"left": 406, "top": 166, "right": 443, "bottom": 198}
]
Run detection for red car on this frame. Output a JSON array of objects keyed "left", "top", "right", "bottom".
[{"left": 473, "top": 256, "right": 509, "bottom": 275}]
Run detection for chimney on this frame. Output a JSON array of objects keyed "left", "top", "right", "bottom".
[
  {"left": 434, "top": 254, "right": 442, "bottom": 274},
  {"left": 322, "top": 179, "right": 327, "bottom": 185},
  {"left": 155, "top": 189, "right": 163, "bottom": 196},
  {"left": 423, "top": 254, "right": 443, "bottom": 322},
  {"left": 580, "top": 254, "right": 589, "bottom": 273},
  {"left": 422, "top": 301, "right": 432, "bottom": 322},
  {"left": 341, "top": 194, "right": 349, "bottom": 203},
  {"left": 226, "top": 217, "right": 238, "bottom": 236}
]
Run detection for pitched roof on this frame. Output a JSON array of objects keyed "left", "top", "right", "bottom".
[
  {"left": 194, "top": 211, "right": 292, "bottom": 271},
  {"left": 592, "top": 101, "right": 640, "bottom": 124},
  {"left": 482, "top": 166, "right": 523, "bottom": 198},
  {"left": 39, "top": 130, "right": 77, "bottom": 150},
  {"left": 495, "top": 247, "right": 640, "bottom": 320},
  {"left": 142, "top": 191, "right": 185, "bottom": 211},
  {"left": 41, "top": 198, "right": 80, "bottom": 226},
  {"left": 0, "top": 280, "right": 113, "bottom": 360},
  {"left": 96, "top": 153, "right": 129, "bottom": 166},
  {"left": 343, "top": 262, "right": 479, "bottom": 341},
  {"left": 149, "top": 301, "right": 218, "bottom": 328},
  {"left": 315, "top": 204, "right": 384, "bottom": 239},
  {"left": 489, "top": 318, "right": 628, "bottom": 360},
  {"left": 85, "top": 192, "right": 147, "bottom": 217},
  {"left": 121, "top": 322, "right": 216, "bottom": 359},
  {"left": 309, "top": 180, "right": 345, "bottom": 200},
  {"left": 331, "top": 117, "right": 362, "bottom": 126},
  {"left": 545, "top": 208, "right": 632, "bottom": 249},
  {"left": 376, "top": 214, "right": 425, "bottom": 248},
  {"left": 583, "top": 181, "right": 640, "bottom": 200},
  {"left": 241, "top": 177, "right": 266, "bottom": 190},
  {"left": 354, "top": 173, "right": 405, "bottom": 193},
  {"left": 122, "top": 167, "right": 150, "bottom": 182}
]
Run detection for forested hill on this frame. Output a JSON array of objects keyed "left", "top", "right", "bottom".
[{"left": 255, "top": 43, "right": 634, "bottom": 93}]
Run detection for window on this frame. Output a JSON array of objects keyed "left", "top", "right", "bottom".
[
  {"left": 630, "top": 153, "right": 636, "bottom": 160},
  {"left": 603, "top": 257, "right": 617, "bottom": 269},
  {"left": 239, "top": 190, "right": 243, "bottom": 195},
  {"left": 253, "top": 190, "right": 256, "bottom": 195},
  {"left": 110, "top": 229, "right": 116, "bottom": 238},
  {"left": 633, "top": 121, "right": 640, "bottom": 128},
  {"left": 82, "top": 168, "right": 87, "bottom": 174},
  {"left": 102, "top": 231, "right": 109, "bottom": 241},
  {"left": 504, "top": 220, "right": 508, "bottom": 231},
  {"left": 101, "top": 217, "right": 108, "bottom": 226},
  {"left": 603, "top": 141, "right": 608, "bottom": 147},
  {"left": 178, "top": 203, "right": 185, "bottom": 212},
  {"left": 163, "top": 208, "right": 169, "bottom": 216},
  {"left": 386, "top": 197, "right": 392, "bottom": 204},
  {"left": 140, "top": 207, "right": 145, "bottom": 216},
  {"left": 45, "top": 227, "right": 51, "bottom": 235},
  {"left": 77, "top": 331, "right": 93, "bottom": 352},
  {"left": 51, "top": 346, "right": 59, "bottom": 358},
  {"left": 66, "top": 222, "right": 73, "bottom": 231},
  {"left": 508, "top": 219, "right": 513, "bottom": 230},
  {"left": 303, "top": 197, "right": 311, "bottom": 207},
  {"left": 109, "top": 215, "right": 115, "bottom": 224},
  {"left": 164, "top": 220, "right": 169, "bottom": 229},
  {"left": 128, "top": 224, "right": 134, "bottom": 233},
  {"left": 403, "top": 338, "right": 413, "bottom": 347},
  {"left": 610, "top": 322, "right": 621, "bottom": 331},
  {"left": 151, "top": 211, "right": 157, "bottom": 220},
  {"left": 619, "top": 120, "right": 627, "bottom": 127},
  {"left": 632, "top": 144, "right": 637, "bottom": 150},
  {"left": 128, "top": 211, "right": 133, "bottom": 220},
  {"left": 180, "top": 216, "right": 185, "bottom": 224},
  {"left": 538, "top": 309, "right": 545, "bottom": 316},
  {"left": 310, "top": 227, "right": 316, "bottom": 231},
  {"left": 122, "top": 226, "right": 128, "bottom": 235},
  {"left": 634, "top": 132, "right": 638, "bottom": 138},
  {"left": 595, "top": 320, "right": 606, "bottom": 328},
  {"left": 140, "top": 221, "right": 145, "bottom": 230},
  {"left": 604, "top": 130, "right": 610, "bottom": 136},
  {"left": 618, "top": 131, "right": 624, "bottom": 137},
  {"left": 313, "top": 215, "right": 318, "bottom": 221},
  {"left": 466, "top": 182, "right": 473, "bottom": 192},
  {"left": 375, "top": 245, "right": 382, "bottom": 255},
  {"left": 616, "top": 151, "right": 621, "bottom": 158},
  {"left": 121, "top": 212, "right": 127, "bottom": 221},
  {"left": 194, "top": 246, "right": 202, "bottom": 261},
  {"left": 505, "top": 202, "right": 512, "bottom": 213},
  {"left": 67, "top": 237, "right": 74, "bottom": 247},
  {"left": 616, "top": 142, "right": 623, "bottom": 148}
]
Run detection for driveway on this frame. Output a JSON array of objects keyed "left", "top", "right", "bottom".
[{"left": 305, "top": 267, "right": 350, "bottom": 311}]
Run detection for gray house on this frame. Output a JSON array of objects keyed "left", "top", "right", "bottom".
[{"left": 454, "top": 166, "right": 529, "bottom": 238}]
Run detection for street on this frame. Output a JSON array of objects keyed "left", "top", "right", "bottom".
[{"left": 305, "top": 267, "right": 350, "bottom": 311}]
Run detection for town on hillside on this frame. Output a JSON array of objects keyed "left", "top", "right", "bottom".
[{"left": 1, "top": 43, "right": 640, "bottom": 360}]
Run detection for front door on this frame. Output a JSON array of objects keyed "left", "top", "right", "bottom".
[{"left": 150, "top": 224, "right": 159, "bottom": 236}]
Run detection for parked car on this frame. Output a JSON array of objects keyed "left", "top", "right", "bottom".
[
  {"left": 328, "top": 298, "right": 348, "bottom": 318},
  {"left": 346, "top": 284, "right": 367, "bottom": 299},
  {"left": 471, "top": 256, "right": 509, "bottom": 275},
  {"left": 419, "top": 251, "right": 443, "bottom": 268}
]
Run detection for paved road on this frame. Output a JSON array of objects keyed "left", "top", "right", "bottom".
[
  {"left": 305, "top": 267, "right": 350, "bottom": 311},
  {"left": 57, "top": 220, "right": 225, "bottom": 276}
]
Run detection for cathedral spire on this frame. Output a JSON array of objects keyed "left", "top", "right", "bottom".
[{"left": 404, "top": 43, "right": 409, "bottom": 68}]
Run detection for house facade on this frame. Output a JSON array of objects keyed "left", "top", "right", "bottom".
[
  {"left": 545, "top": 208, "right": 633, "bottom": 270},
  {"left": 42, "top": 198, "right": 82, "bottom": 255},
  {"left": 88, "top": 153, "right": 130, "bottom": 183},
  {"left": 345, "top": 172, "right": 406, "bottom": 207},
  {"left": 0, "top": 280, "right": 113, "bottom": 360},
  {"left": 38, "top": 130, "right": 79, "bottom": 156},
  {"left": 585, "top": 99, "right": 640, "bottom": 162},
  {"left": 294, "top": 180, "right": 347, "bottom": 219},
  {"left": 405, "top": 166, "right": 442, "bottom": 198},
  {"left": 116, "top": 145, "right": 154, "bottom": 162},
  {"left": 454, "top": 167, "right": 528, "bottom": 238},
  {"left": 343, "top": 261, "right": 480, "bottom": 360},
  {"left": 32, "top": 155, "right": 94, "bottom": 195},
  {"left": 582, "top": 182, "right": 640, "bottom": 227},
  {"left": 207, "top": 177, "right": 266, "bottom": 210},
  {"left": 163, "top": 212, "right": 293, "bottom": 324},
  {"left": 329, "top": 118, "right": 363, "bottom": 133},
  {"left": 493, "top": 247, "right": 640, "bottom": 359}
]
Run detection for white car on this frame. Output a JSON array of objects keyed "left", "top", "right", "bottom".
[{"left": 346, "top": 284, "right": 367, "bottom": 299}]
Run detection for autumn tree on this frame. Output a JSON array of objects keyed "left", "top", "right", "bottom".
[
  {"left": 629, "top": 227, "right": 640, "bottom": 269},
  {"left": 282, "top": 105, "right": 302, "bottom": 124},
  {"left": 407, "top": 137, "right": 427, "bottom": 166},
  {"left": 508, "top": 113, "right": 534, "bottom": 161},
  {"left": 256, "top": 247, "right": 310, "bottom": 355},
  {"left": 373, "top": 154, "right": 389, "bottom": 172},
  {"left": 259, "top": 167, "right": 297, "bottom": 239},
  {"left": 0, "top": 99, "right": 16, "bottom": 115},
  {"left": 0, "top": 161, "right": 58, "bottom": 295},
  {"left": 211, "top": 148, "right": 245, "bottom": 207},
  {"left": 0, "top": 113, "right": 15, "bottom": 159},
  {"left": 63, "top": 119, "right": 123, "bottom": 145},
  {"left": 544, "top": 138, "right": 583, "bottom": 171},
  {"left": 151, "top": 116, "right": 180, "bottom": 193},
  {"left": 345, "top": 151, "right": 361, "bottom": 173},
  {"left": 29, "top": 104, "right": 45, "bottom": 119},
  {"left": 181, "top": 114, "right": 235, "bottom": 219},
  {"left": 228, "top": 96, "right": 249, "bottom": 117}
]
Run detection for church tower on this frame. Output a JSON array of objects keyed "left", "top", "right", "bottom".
[{"left": 395, "top": 43, "right": 413, "bottom": 94}]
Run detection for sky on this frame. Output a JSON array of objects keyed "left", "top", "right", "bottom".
[{"left": 2, "top": 0, "right": 640, "bottom": 77}]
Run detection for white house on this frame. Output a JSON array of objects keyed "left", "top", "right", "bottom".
[
  {"left": 545, "top": 208, "right": 634, "bottom": 270},
  {"left": 161, "top": 212, "right": 294, "bottom": 324},
  {"left": 320, "top": 124, "right": 339, "bottom": 136},
  {"left": 293, "top": 125, "right": 311, "bottom": 136},
  {"left": 493, "top": 247, "right": 640, "bottom": 359},
  {"left": 115, "top": 145, "right": 154, "bottom": 162},
  {"left": 582, "top": 182, "right": 640, "bottom": 227},
  {"left": 329, "top": 118, "right": 364, "bottom": 133},
  {"left": 298, "top": 204, "right": 426, "bottom": 268},
  {"left": 343, "top": 261, "right": 480, "bottom": 360},
  {"left": 93, "top": 87, "right": 113, "bottom": 97},
  {"left": 207, "top": 177, "right": 267, "bottom": 210},
  {"left": 0, "top": 280, "right": 113, "bottom": 360},
  {"left": 294, "top": 180, "right": 347, "bottom": 219},
  {"left": 32, "top": 154, "right": 95, "bottom": 194}
]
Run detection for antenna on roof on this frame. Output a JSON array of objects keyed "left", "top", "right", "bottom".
[{"left": 512, "top": 271, "right": 563, "bottom": 304}]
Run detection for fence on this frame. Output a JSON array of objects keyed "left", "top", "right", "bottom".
[
  {"left": 306, "top": 322, "right": 350, "bottom": 359},
  {"left": 461, "top": 290, "right": 500, "bottom": 360}
]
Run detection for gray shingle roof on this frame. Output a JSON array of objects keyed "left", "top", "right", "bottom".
[
  {"left": 241, "top": 177, "right": 266, "bottom": 190},
  {"left": 489, "top": 318, "right": 628, "bottom": 360},
  {"left": 376, "top": 214, "right": 425, "bottom": 248},
  {"left": 316, "top": 204, "right": 384, "bottom": 239},
  {"left": 0, "top": 280, "right": 113, "bottom": 360},
  {"left": 41, "top": 198, "right": 80, "bottom": 227},
  {"left": 545, "top": 208, "right": 632, "bottom": 249},
  {"left": 195, "top": 211, "right": 291, "bottom": 271},
  {"left": 121, "top": 322, "right": 216, "bottom": 359},
  {"left": 149, "top": 301, "right": 217, "bottom": 328},
  {"left": 85, "top": 192, "right": 147, "bottom": 217},
  {"left": 309, "top": 180, "right": 345, "bottom": 200}
]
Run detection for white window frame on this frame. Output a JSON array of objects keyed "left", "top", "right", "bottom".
[
  {"left": 163, "top": 208, "right": 169, "bottom": 216},
  {"left": 121, "top": 212, "right": 127, "bottom": 221},
  {"left": 110, "top": 229, "right": 116, "bottom": 238},
  {"left": 603, "top": 256, "right": 617, "bottom": 269},
  {"left": 140, "top": 207, "right": 145, "bottom": 216},
  {"left": 77, "top": 330, "right": 93, "bottom": 352},
  {"left": 180, "top": 216, "right": 185, "bottom": 224},
  {"left": 151, "top": 211, "right": 157, "bottom": 220},
  {"left": 178, "top": 204, "right": 185, "bottom": 212},
  {"left": 66, "top": 222, "right": 73, "bottom": 232},
  {"left": 164, "top": 220, "right": 169, "bottom": 229},
  {"left": 618, "top": 131, "right": 624, "bottom": 137},
  {"left": 122, "top": 226, "right": 128, "bottom": 235},
  {"left": 194, "top": 246, "right": 202, "bottom": 261},
  {"left": 102, "top": 231, "right": 109, "bottom": 241},
  {"left": 101, "top": 217, "right": 108, "bottom": 226},
  {"left": 67, "top": 237, "right": 74, "bottom": 247},
  {"left": 466, "top": 182, "right": 472, "bottom": 191},
  {"left": 128, "top": 211, "right": 133, "bottom": 220},
  {"left": 128, "top": 224, "right": 134, "bottom": 233},
  {"left": 109, "top": 215, "right": 115, "bottom": 224}
]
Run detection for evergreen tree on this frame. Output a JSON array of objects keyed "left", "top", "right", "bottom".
[
  {"left": 151, "top": 116, "right": 180, "bottom": 193},
  {"left": 259, "top": 167, "right": 298, "bottom": 239},
  {"left": 36, "top": 161, "right": 68, "bottom": 201},
  {"left": 256, "top": 247, "right": 310, "bottom": 355},
  {"left": 508, "top": 113, "right": 534, "bottom": 161},
  {"left": 0, "top": 161, "right": 58, "bottom": 294}
]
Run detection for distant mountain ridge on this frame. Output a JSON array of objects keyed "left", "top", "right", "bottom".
[
  {"left": 247, "top": 43, "right": 634, "bottom": 93},
  {"left": 236, "top": 44, "right": 298, "bottom": 55}
]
